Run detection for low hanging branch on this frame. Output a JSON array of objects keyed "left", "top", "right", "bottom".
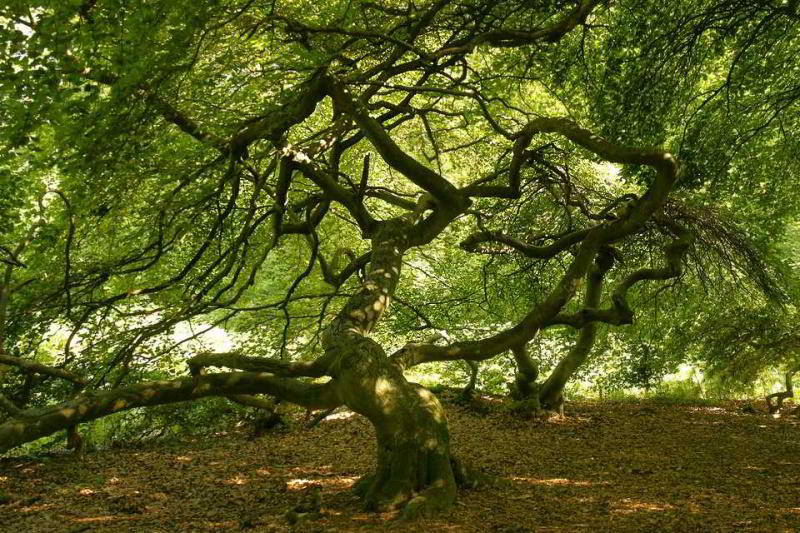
[
  {"left": 0, "top": 352, "right": 87, "bottom": 387},
  {"left": 0, "top": 371, "right": 340, "bottom": 454},
  {"left": 0, "top": 393, "right": 22, "bottom": 417},
  {"left": 187, "top": 351, "right": 332, "bottom": 378}
]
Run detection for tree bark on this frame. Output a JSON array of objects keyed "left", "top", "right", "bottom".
[
  {"left": 0, "top": 372, "right": 339, "bottom": 454},
  {"left": 537, "top": 248, "right": 613, "bottom": 409},
  {"left": 766, "top": 366, "right": 797, "bottom": 415},
  {"left": 320, "top": 221, "right": 458, "bottom": 517}
]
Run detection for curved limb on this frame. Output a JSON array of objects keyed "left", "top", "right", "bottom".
[
  {"left": 0, "top": 371, "right": 340, "bottom": 454},
  {"left": 766, "top": 366, "right": 797, "bottom": 415}
]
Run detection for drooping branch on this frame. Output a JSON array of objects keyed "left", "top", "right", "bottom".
[
  {"left": 432, "top": 0, "right": 604, "bottom": 57},
  {"left": 548, "top": 219, "right": 694, "bottom": 328},
  {"left": 0, "top": 371, "right": 340, "bottom": 453},
  {"left": 393, "top": 119, "right": 683, "bottom": 368},
  {"left": 460, "top": 228, "right": 591, "bottom": 258},
  {"left": 392, "top": 237, "right": 602, "bottom": 367},
  {"left": 519, "top": 118, "right": 681, "bottom": 237},
  {"left": 0, "top": 352, "right": 87, "bottom": 386}
]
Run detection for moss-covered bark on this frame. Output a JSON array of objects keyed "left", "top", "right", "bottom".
[
  {"left": 322, "top": 221, "right": 458, "bottom": 516},
  {"left": 338, "top": 336, "right": 456, "bottom": 516}
]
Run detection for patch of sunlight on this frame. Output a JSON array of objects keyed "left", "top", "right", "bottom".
[
  {"left": 374, "top": 377, "right": 396, "bottom": 397},
  {"left": 73, "top": 515, "right": 136, "bottom": 523},
  {"left": 0, "top": 476, "right": 7, "bottom": 483},
  {"left": 223, "top": 475, "right": 248, "bottom": 485},
  {"left": 613, "top": 499, "right": 674, "bottom": 514},
  {"left": 21, "top": 503, "right": 55, "bottom": 513},
  {"left": 106, "top": 477, "right": 121, "bottom": 485},
  {"left": 286, "top": 478, "right": 315, "bottom": 490},
  {"left": 78, "top": 488, "right": 96, "bottom": 495},
  {"left": 786, "top": 508, "right": 800, "bottom": 514},
  {"left": 172, "top": 322, "right": 235, "bottom": 352},
  {"left": 322, "top": 410, "right": 355, "bottom": 421},
  {"left": 175, "top": 455, "right": 193, "bottom": 463},
  {"left": 287, "top": 476, "right": 358, "bottom": 490},
  {"left": 510, "top": 477, "right": 608, "bottom": 487}
]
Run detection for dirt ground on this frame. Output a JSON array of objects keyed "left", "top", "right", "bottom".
[{"left": 2, "top": 398, "right": 799, "bottom": 532}]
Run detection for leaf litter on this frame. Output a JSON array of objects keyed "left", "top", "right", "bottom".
[{"left": 1, "top": 398, "right": 799, "bottom": 532}]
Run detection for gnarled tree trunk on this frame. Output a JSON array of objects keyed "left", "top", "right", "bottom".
[{"left": 321, "top": 221, "right": 458, "bottom": 516}]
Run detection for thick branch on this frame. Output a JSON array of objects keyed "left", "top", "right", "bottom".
[
  {"left": 461, "top": 228, "right": 590, "bottom": 258},
  {"left": 187, "top": 352, "right": 331, "bottom": 378},
  {"left": 0, "top": 371, "right": 340, "bottom": 453},
  {"left": 231, "top": 72, "right": 329, "bottom": 150},
  {"left": 549, "top": 220, "right": 694, "bottom": 328},
  {"left": 394, "top": 119, "right": 682, "bottom": 368},
  {"left": 0, "top": 393, "right": 22, "bottom": 417},
  {"left": 325, "top": 79, "right": 468, "bottom": 212},
  {"left": 520, "top": 118, "right": 681, "bottom": 237},
  {"left": 292, "top": 159, "right": 377, "bottom": 235},
  {"left": 433, "top": 0, "right": 603, "bottom": 57},
  {"left": 0, "top": 352, "right": 87, "bottom": 386},
  {"left": 538, "top": 247, "right": 614, "bottom": 405}
]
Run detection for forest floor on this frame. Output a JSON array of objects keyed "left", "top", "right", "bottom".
[{"left": 1, "top": 396, "right": 799, "bottom": 532}]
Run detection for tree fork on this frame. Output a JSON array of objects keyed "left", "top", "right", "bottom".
[{"left": 538, "top": 247, "right": 614, "bottom": 409}]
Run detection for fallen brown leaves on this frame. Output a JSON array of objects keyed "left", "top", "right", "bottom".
[{"left": 1, "top": 399, "right": 799, "bottom": 532}]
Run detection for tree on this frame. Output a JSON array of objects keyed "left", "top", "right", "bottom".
[{"left": 1, "top": 0, "right": 798, "bottom": 517}]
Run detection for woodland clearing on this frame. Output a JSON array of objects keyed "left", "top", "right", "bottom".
[{"left": 2, "top": 398, "right": 799, "bottom": 532}]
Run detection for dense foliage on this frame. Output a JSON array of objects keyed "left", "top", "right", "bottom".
[{"left": 1, "top": 0, "right": 798, "bottom": 516}]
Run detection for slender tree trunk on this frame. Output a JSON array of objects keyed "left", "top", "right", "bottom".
[
  {"left": 538, "top": 248, "right": 613, "bottom": 410},
  {"left": 766, "top": 366, "right": 797, "bottom": 415}
]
